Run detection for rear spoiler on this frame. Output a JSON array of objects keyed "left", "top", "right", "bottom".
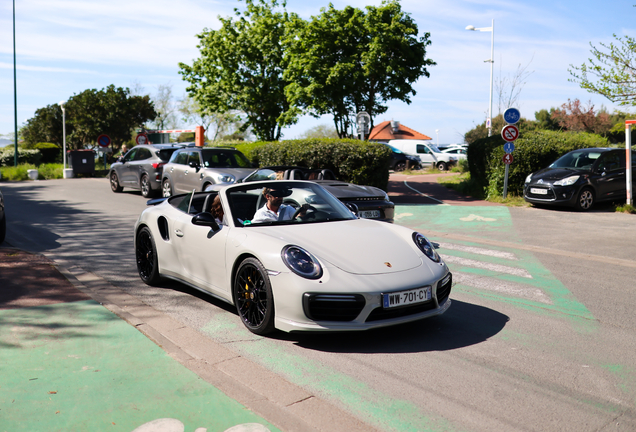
[{"left": 146, "top": 197, "right": 168, "bottom": 206}]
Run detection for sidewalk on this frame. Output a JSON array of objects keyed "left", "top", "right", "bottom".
[{"left": 0, "top": 247, "right": 374, "bottom": 432}]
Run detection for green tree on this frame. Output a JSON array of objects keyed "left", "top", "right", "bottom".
[
  {"left": 534, "top": 108, "right": 560, "bottom": 131},
  {"left": 178, "top": 94, "right": 245, "bottom": 141},
  {"left": 66, "top": 85, "right": 156, "bottom": 149},
  {"left": 179, "top": 0, "right": 297, "bottom": 141},
  {"left": 21, "top": 104, "right": 65, "bottom": 147},
  {"left": 569, "top": 34, "right": 636, "bottom": 105},
  {"left": 283, "top": 1, "right": 434, "bottom": 138}
]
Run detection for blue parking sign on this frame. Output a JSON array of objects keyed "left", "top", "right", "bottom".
[
  {"left": 504, "top": 142, "right": 515, "bottom": 153},
  {"left": 504, "top": 108, "right": 521, "bottom": 125}
]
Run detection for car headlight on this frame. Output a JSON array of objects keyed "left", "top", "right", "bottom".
[
  {"left": 412, "top": 233, "right": 441, "bottom": 263},
  {"left": 553, "top": 175, "right": 580, "bottom": 186},
  {"left": 525, "top": 174, "right": 533, "bottom": 183},
  {"left": 215, "top": 173, "right": 236, "bottom": 184},
  {"left": 281, "top": 245, "right": 323, "bottom": 279}
]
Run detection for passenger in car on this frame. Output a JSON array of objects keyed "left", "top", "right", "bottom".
[
  {"left": 252, "top": 187, "right": 305, "bottom": 223},
  {"left": 211, "top": 195, "right": 225, "bottom": 225}
]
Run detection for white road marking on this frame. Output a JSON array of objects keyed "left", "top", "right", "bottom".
[
  {"left": 441, "top": 255, "right": 532, "bottom": 278},
  {"left": 438, "top": 242, "right": 518, "bottom": 260},
  {"left": 453, "top": 273, "right": 552, "bottom": 304},
  {"left": 459, "top": 214, "right": 497, "bottom": 222},
  {"left": 403, "top": 179, "right": 448, "bottom": 205}
]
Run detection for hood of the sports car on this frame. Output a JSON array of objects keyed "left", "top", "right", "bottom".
[{"left": 258, "top": 220, "right": 426, "bottom": 275}]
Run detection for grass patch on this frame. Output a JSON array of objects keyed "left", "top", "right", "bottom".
[
  {"left": 437, "top": 172, "right": 486, "bottom": 200},
  {"left": 0, "top": 164, "right": 36, "bottom": 181},
  {"left": 615, "top": 203, "right": 636, "bottom": 214}
]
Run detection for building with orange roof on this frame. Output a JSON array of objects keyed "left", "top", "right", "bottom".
[{"left": 368, "top": 120, "right": 432, "bottom": 141}]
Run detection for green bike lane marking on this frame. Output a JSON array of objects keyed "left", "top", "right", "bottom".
[
  {"left": 0, "top": 300, "right": 280, "bottom": 432},
  {"left": 394, "top": 205, "right": 597, "bottom": 332}
]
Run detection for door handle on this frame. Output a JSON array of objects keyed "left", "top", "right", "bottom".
[{"left": 175, "top": 229, "right": 184, "bottom": 237}]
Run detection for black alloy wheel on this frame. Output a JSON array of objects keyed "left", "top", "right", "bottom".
[
  {"left": 575, "top": 187, "right": 594, "bottom": 211},
  {"left": 110, "top": 171, "right": 123, "bottom": 192},
  {"left": 136, "top": 226, "right": 161, "bottom": 285},
  {"left": 233, "top": 257, "right": 275, "bottom": 335},
  {"left": 394, "top": 161, "right": 406, "bottom": 172}
]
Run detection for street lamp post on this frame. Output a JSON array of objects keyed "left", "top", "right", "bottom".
[
  {"left": 466, "top": 19, "right": 494, "bottom": 137},
  {"left": 435, "top": 129, "right": 439, "bottom": 146},
  {"left": 59, "top": 100, "right": 67, "bottom": 176}
]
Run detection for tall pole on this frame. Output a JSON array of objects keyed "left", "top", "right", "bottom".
[
  {"left": 60, "top": 102, "right": 66, "bottom": 172},
  {"left": 488, "top": 19, "right": 494, "bottom": 137},
  {"left": 13, "top": 0, "right": 18, "bottom": 166}
]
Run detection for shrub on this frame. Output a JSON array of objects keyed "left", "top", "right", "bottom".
[
  {"left": 0, "top": 147, "right": 42, "bottom": 167},
  {"left": 0, "top": 164, "right": 36, "bottom": 181},
  {"left": 38, "top": 163, "right": 63, "bottom": 179},
  {"left": 249, "top": 139, "right": 392, "bottom": 190},
  {"left": 34, "top": 143, "right": 62, "bottom": 164}
]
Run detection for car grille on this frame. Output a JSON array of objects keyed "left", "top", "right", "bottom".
[
  {"left": 366, "top": 301, "right": 437, "bottom": 322},
  {"left": 437, "top": 272, "right": 452, "bottom": 305},
  {"left": 303, "top": 293, "right": 366, "bottom": 322}
]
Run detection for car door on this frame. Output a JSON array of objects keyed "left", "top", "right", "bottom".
[
  {"left": 129, "top": 147, "right": 152, "bottom": 187},
  {"left": 593, "top": 151, "right": 626, "bottom": 200},
  {"left": 167, "top": 151, "right": 189, "bottom": 194},
  {"left": 119, "top": 148, "right": 138, "bottom": 185},
  {"left": 416, "top": 144, "right": 436, "bottom": 166},
  {"left": 171, "top": 204, "right": 229, "bottom": 294},
  {"left": 184, "top": 151, "right": 203, "bottom": 192}
]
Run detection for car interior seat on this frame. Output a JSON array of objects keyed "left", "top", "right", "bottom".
[
  {"left": 318, "top": 169, "right": 336, "bottom": 180},
  {"left": 203, "top": 192, "right": 217, "bottom": 213},
  {"left": 285, "top": 169, "right": 305, "bottom": 180}
]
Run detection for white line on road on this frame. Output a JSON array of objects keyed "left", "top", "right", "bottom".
[
  {"left": 438, "top": 242, "right": 518, "bottom": 260},
  {"left": 441, "top": 254, "right": 532, "bottom": 279},
  {"left": 453, "top": 272, "right": 551, "bottom": 304}
]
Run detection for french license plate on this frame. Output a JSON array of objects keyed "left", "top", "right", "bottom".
[
  {"left": 359, "top": 210, "right": 381, "bottom": 219},
  {"left": 530, "top": 188, "right": 548, "bottom": 195},
  {"left": 383, "top": 286, "right": 431, "bottom": 308}
]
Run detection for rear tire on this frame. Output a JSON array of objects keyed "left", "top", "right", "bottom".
[
  {"left": 233, "top": 257, "right": 275, "bottom": 335},
  {"left": 110, "top": 171, "right": 123, "bottom": 192},
  {"left": 162, "top": 179, "right": 172, "bottom": 197},
  {"left": 575, "top": 187, "right": 594, "bottom": 211},
  {"left": 136, "top": 226, "right": 161, "bottom": 285},
  {"left": 140, "top": 174, "right": 152, "bottom": 198}
]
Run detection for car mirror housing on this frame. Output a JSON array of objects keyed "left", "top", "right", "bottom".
[{"left": 191, "top": 212, "right": 220, "bottom": 231}]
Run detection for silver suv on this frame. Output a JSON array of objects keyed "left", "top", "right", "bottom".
[
  {"left": 161, "top": 147, "right": 254, "bottom": 197},
  {"left": 109, "top": 144, "right": 183, "bottom": 197}
]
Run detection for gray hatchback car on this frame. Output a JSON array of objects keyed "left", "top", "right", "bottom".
[
  {"left": 109, "top": 144, "right": 183, "bottom": 197},
  {"left": 161, "top": 147, "right": 255, "bottom": 197}
]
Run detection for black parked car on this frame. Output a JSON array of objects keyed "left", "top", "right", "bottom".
[
  {"left": 524, "top": 148, "right": 636, "bottom": 211},
  {"left": 381, "top": 143, "right": 422, "bottom": 171},
  {"left": 109, "top": 144, "right": 183, "bottom": 197},
  {"left": 0, "top": 186, "right": 5, "bottom": 244}
]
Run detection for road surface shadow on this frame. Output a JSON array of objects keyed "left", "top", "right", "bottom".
[{"left": 285, "top": 300, "right": 509, "bottom": 354}]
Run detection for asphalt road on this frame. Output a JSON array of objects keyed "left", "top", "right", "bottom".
[{"left": 2, "top": 175, "right": 636, "bottom": 432}]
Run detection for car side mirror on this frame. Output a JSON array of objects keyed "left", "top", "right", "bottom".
[
  {"left": 345, "top": 202, "right": 359, "bottom": 217},
  {"left": 192, "top": 212, "right": 220, "bottom": 232},
  {"left": 189, "top": 161, "right": 200, "bottom": 171}
]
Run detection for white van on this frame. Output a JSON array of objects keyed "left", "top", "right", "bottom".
[{"left": 388, "top": 139, "right": 458, "bottom": 171}]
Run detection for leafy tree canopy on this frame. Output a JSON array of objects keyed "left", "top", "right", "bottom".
[
  {"left": 21, "top": 85, "right": 156, "bottom": 150},
  {"left": 179, "top": 0, "right": 297, "bottom": 141},
  {"left": 569, "top": 34, "right": 636, "bottom": 105},
  {"left": 283, "top": 0, "right": 434, "bottom": 138}
]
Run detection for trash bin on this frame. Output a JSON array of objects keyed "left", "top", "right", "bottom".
[{"left": 68, "top": 150, "right": 95, "bottom": 176}]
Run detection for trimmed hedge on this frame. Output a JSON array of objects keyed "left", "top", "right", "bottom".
[
  {"left": 0, "top": 147, "right": 41, "bottom": 167},
  {"left": 34, "top": 143, "right": 62, "bottom": 164},
  {"left": 468, "top": 130, "right": 610, "bottom": 198},
  {"left": 247, "top": 139, "right": 392, "bottom": 191}
]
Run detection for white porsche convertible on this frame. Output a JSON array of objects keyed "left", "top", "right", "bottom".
[{"left": 134, "top": 180, "right": 452, "bottom": 335}]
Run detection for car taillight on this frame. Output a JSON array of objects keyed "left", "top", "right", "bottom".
[{"left": 152, "top": 162, "right": 165, "bottom": 170}]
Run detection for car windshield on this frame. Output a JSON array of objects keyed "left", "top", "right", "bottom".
[
  {"left": 201, "top": 149, "right": 252, "bottom": 168},
  {"left": 429, "top": 144, "right": 443, "bottom": 153},
  {"left": 549, "top": 150, "right": 602, "bottom": 169},
  {"left": 243, "top": 168, "right": 282, "bottom": 182},
  {"left": 157, "top": 148, "right": 178, "bottom": 162},
  {"left": 226, "top": 182, "right": 357, "bottom": 227}
]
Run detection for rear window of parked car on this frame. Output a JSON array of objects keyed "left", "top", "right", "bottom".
[{"left": 157, "top": 149, "right": 178, "bottom": 162}]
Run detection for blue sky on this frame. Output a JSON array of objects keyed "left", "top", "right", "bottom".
[{"left": 1, "top": 0, "right": 635, "bottom": 145}]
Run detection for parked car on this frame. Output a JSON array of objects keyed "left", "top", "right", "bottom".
[
  {"left": 109, "top": 144, "right": 183, "bottom": 197},
  {"left": 380, "top": 143, "right": 422, "bottom": 171},
  {"left": 388, "top": 139, "right": 458, "bottom": 171},
  {"left": 235, "top": 166, "right": 395, "bottom": 222},
  {"left": 441, "top": 147, "right": 467, "bottom": 161},
  {"left": 524, "top": 147, "right": 636, "bottom": 211},
  {"left": 134, "top": 182, "right": 452, "bottom": 335},
  {"left": 0, "top": 186, "right": 5, "bottom": 244},
  {"left": 162, "top": 147, "right": 254, "bottom": 197}
]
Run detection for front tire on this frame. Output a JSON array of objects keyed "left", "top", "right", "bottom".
[
  {"left": 575, "top": 187, "right": 594, "bottom": 211},
  {"left": 436, "top": 161, "right": 448, "bottom": 171},
  {"left": 110, "top": 171, "right": 123, "bottom": 192},
  {"left": 140, "top": 174, "right": 152, "bottom": 198},
  {"left": 394, "top": 161, "right": 406, "bottom": 172},
  {"left": 233, "top": 257, "right": 275, "bottom": 335},
  {"left": 136, "top": 226, "right": 161, "bottom": 285},
  {"left": 162, "top": 179, "right": 172, "bottom": 197}
]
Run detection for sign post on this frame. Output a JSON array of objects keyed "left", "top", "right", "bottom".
[{"left": 501, "top": 108, "right": 520, "bottom": 199}]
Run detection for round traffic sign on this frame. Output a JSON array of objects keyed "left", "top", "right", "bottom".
[
  {"left": 136, "top": 133, "right": 148, "bottom": 145},
  {"left": 501, "top": 125, "right": 519, "bottom": 142},
  {"left": 504, "top": 142, "right": 515, "bottom": 153},
  {"left": 503, "top": 108, "right": 521, "bottom": 125},
  {"left": 97, "top": 134, "right": 111, "bottom": 148},
  {"left": 503, "top": 153, "right": 514, "bottom": 165}
]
